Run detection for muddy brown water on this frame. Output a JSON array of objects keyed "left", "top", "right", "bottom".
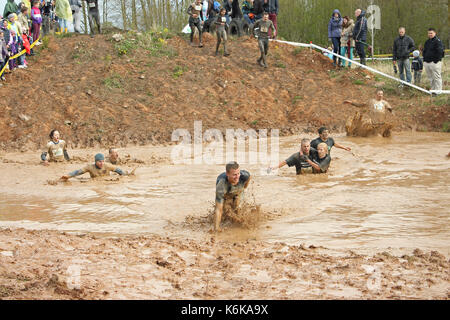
[{"left": 0, "top": 132, "right": 449, "bottom": 255}]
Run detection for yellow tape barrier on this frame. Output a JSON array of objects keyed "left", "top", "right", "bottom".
[{"left": 0, "top": 35, "right": 41, "bottom": 78}]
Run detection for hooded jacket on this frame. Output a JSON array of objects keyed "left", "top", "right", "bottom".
[
  {"left": 353, "top": 10, "right": 367, "bottom": 41},
  {"left": 3, "top": 0, "right": 19, "bottom": 19},
  {"left": 340, "top": 19, "right": 355, "bottom": 47},
  {"left": 253, "top": 0, "right": 264, "bottom": 15},
  {"left": 328, "top": 9, "right": 342, "bottom": 38},
  {"left": 392, "top": 34, "right": 415, "bottom": 61}
]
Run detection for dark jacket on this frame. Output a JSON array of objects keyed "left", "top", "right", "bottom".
[
  {"left": 265, "top": 0, "right": 279, "bottom": 14},
  {"left": 328, "top": 9, "right": 342, "bottom": 38},
  {"left": 423, "top": 36, "right": 445, "bottom": 63},
  {"left": 411, "top": 57, "right": 423, "bottom": 71},
  {"left": 253, "top": 0, "right": 264, "bottom": 15},
  {"left": 392, "top": 35, "right": 415, "bottom": 61},
  {"left": 353, "top": 10, "right": 367, "bottom": 42}
]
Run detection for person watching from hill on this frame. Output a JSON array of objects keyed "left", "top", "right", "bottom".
[
  {"left": 328, "top": 8, "right": 342, "bottom": 67},
  {"left": 423, "top": 28, "right": 445, "bottom": 92},
  {"left": 340, "top": 16, "right": 354, "bottom": 67},
  {"left": 353, "top": 8, "right": 367, "bottom": 65},
  {"left": 393, "top": 27, "right": 415, "bottom": 84}
]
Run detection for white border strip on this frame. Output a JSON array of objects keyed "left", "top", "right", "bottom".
[{"left": 273, "top": 39, "right": 449, "bottom": 95}]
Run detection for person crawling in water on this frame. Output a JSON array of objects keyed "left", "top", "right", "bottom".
[{"left": 60, "top": 153, "right": 134, "bottom": 181}]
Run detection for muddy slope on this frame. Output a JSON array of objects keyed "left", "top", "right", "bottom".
[{"left": 0, "top": 33, "right": 448, "bottom": 151}]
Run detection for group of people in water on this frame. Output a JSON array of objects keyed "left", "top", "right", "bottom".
[{"left": 213, "top": 126, "right": 352, "bottom": 231}]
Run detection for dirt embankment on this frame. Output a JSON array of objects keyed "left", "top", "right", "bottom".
[
  {"left": 0, "top": 32, "right": 448, "bottom": 152},
  {"left": 0, "top": 228, "right": 448, "bottom": 299}
]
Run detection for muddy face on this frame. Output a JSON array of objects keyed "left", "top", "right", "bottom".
[
  {"left": 301, "top": 142, "right": 311, "bottom": 155},
  {"left": 319, "top": 130, "right": 329, "bottom": 141},
  {"left": 51, "top": 131, "right": 60, "bottom": 143},
  {"left": 226, "top": 168, "right": 240, "bottom": 186},
  {"left": 109, "top": 150, "right": 119, "bottom": 162},
  {"left": 317, "top": 144, "right": 328, "bottom": 158},
  {"left": 95, "top": 160, "right": 104, "bottom": 169}
]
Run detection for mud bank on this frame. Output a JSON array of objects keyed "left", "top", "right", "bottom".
[{"left": 0, "top": 228, "right": 448, "bottom": 300}]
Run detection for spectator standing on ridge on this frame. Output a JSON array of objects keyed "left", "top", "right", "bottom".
[
  {"left": 242, "top": 0, "right": 255, "bottom": 25},
  {"left": 340, "top": 16, "right": 354, "bottom": 67},
  {"left": 253, "top": 0, "right": 264, "bottom": 20},
  {"left": 392, "top": 27, "right": 415, "bottom": 84},
  {"left": 423, "top": 28, "right": 445, "bottom": 92},
  {"left": 30, "top": 0, "right": 41, "bottom": 43},
  {"left": 353, "top": 8, "right": 367, "bottom": 65},
  {"left": 55, "top": 0, "right": 72, "bottom": 34},
  {"left": 69, "top": 0, "right": 81, "bottom": 33},
  {"left": 3, "top": 0, "right": 19, "bottom": 19},
  {"left": 264, "top": 0, "right": 278, "bottom": 38},
  {"left": 411, "top": 50, "right": 423, "bottom": 85},
  {"left": 328, "top": 8, "right": 342, "bottom": 67}
]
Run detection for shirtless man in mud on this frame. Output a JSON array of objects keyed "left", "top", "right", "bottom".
[
  {"left": 268, "top": 138, "right": 316, "bottom": 174},
  {"left": 41, "top": 130, "right": 70, "bottom": 166},
  {"left": 310, "top": 127, "right": 352, "bottom": 154},
  {"left": 214, "top": 161, "right": 251, "bottom": 231},
  {"left": 344, "top": 89, "right": 394, "bottom": 137},
  {"left": 60, "top": 153, "right": 130, "bottom": 181}
]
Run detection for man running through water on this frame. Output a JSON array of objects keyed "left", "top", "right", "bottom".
[
  {"left": 215, "top": 7, "right": 230, "bottom": 56},
  {"left": 309, "top": 142, "right": 332, "bottom": 173},
  {"left": 269, "top": 138, "right": 316, "bottom": 174},
  {"left": 253, "top": 11, "right": 276, "bottom": 68},
  {"left": 310, "top": 127, "right": 352, "bottom": 154},
  {"left": 344, "top": 88, "right": 394, "bottom": 137},
  {"left": 187, "top": 0, "right": 204, "bottom": 47},
  {"left": 214, "top": 161, "right": 251, "bottom": 231},
  {"left": 41, "top": 129, "right": 70, "bottom": 166},
  {"left": 60, "top": 153, "right": 130, "bottom": 181}
]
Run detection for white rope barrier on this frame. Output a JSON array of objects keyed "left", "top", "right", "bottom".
[{"left": 273, "top": 39, "right": 449, "bottom": 96}]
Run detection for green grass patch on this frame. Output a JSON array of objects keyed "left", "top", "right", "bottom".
[
  {"left": 442, "top": 122, "right": 450, "bottom": 132},
  {"left": 103, "top": 73, "right": 123, "bottom": 89},
  {"left": 353, "top": 79, "right": 365, "bottom": 85},
  {"left": 172, "top": 65, "right": 188, "bottom": 79},
  {"left": 292, "top": 47, "right": 305, "bottom": 56},
  {"left": 113, "top": 29, "right": 177, "bottom": 57},
  {"left": 275, "top": 62, "right": 286, "bottom": 68}
]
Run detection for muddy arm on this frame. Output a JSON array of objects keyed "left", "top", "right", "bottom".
[
  {"left": 344, "top": 100, "right": 366, "bottom": 108},
  {"left": 334, "top": 142, "right": 351, "bottom": 151},
  {"left": 244, "top": 176, "right": 251, "bottom": 189},
  {"left": 214, "top": 201, "right": 224, "bottom": 231}
]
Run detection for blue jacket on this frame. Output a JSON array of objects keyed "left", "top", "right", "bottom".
[
  {"left": 353, "top": 10, "right": 367, "bottom": 41},
  {"left": 328, "top": 9, "right": 342, "bottom": 38}
]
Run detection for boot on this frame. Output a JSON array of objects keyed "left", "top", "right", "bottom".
[
  {"left": 262, "top": 54, "right": 268, "bottom": 68},
  {"left": 223, "top": 43, "right": 230, "bottom": 56},
  {"left": 215, "top": 42, "right": 220, "bottom": 56},
  {"left": 257, "top": 56, "right": 264, "bottom": 67},
  {"left": 64, "top": 28, "right": 68, "bottom": 33}
]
